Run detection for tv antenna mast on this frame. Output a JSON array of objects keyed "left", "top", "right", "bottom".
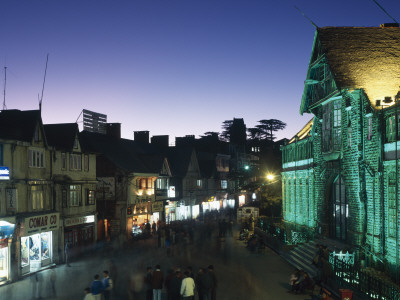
[
  {"left": 39, "top": 53, "right": 49, "bottom": 112},
  {"left": 372, "top": 0, "right": 399, "bottom": 24},
  {"left": 2, "top": 67, "right": 7, "bottom": 110},
  {"left": 294, "top": 6, "right": 318, "bottom": 29}
]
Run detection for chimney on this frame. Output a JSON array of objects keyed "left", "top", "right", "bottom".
[
  {"left": 380, "top": 23, "right": 399, "bottom": 27},
  {"left": 106, "top": 123, "right": 121, "bottom": 139},
  {"left": 151, "top": 135, "right": 169, "bottom": 148},
  {"left": 134, "top": 131, "right": 149, "bottom": 144}
]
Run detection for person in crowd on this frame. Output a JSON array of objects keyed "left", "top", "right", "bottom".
[
  {"left": 208, "top": 265, "right": 217, "bottom": 300},
  {"left": 152, "top": 264, "right": 164, "bottom": 300},
  {"left": 186, "top": 266, "right": 194, "bottom": 279},
  {"left": 91, "top": 274, "right": 103, "bottom": 300},
  {"left": 180, "top": 271, "right": 195, "bottom": 300},
  {"left": 65, "top": 242, "right": 70, "bottom": 267},
  {"left": 289, "top": 269, "right": 300, "bottom": 293},
  {"left": 144, "top": 266, "right": 153, "bottom": 300},
  {"left": 164, "top": 268, "right": 175, "bottom": 300},
  {"left": 84, "top": 287, "right": 95, "bottom": 300},
  {"left": 102, "top": 270, "right": 113, "bottom": 300},
  {"left": 169, "top": 269, "right": 183, "bottom": 300},
  {"left": 297, "top": 271, "right": 314, "bottom": 294},
  {"left": 196, "top": 268, "right": 213, "bottom": 300}
]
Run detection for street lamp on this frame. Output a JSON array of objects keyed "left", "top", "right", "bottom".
[{"left": 266, "top": 174, "right": 275, "bottom": 181}]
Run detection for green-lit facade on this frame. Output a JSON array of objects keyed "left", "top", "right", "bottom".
[{"left": 282, "top": 25, "right": 400, "bottom": 271}]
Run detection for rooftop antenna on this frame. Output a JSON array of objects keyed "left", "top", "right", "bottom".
[
  {"left": 39, "top": 53, "right": 49, "bottom": 112},
  {"left": 294, "top": 6, "right": 318, "bottom": 29},
  {"left": 372, "top": 0, "right": 399, "bottom": 24},
  {"left": 2, "top": 66, "right": 7, "bottom": 110}
]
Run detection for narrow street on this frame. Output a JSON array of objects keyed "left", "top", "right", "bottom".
[{"left": 1, "top": 224, "right": 312, "bottom": 300}]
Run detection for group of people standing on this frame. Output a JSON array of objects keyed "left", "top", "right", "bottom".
[
  {"left": 144, "top": 264, "right": 217, "bottom": 300},
  {"left": 83, "top": 270, "right": 113, "bottom": 300}
]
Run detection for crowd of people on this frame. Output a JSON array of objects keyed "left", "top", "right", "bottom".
[
  {"left": 84, "top": 270, "right": 113, "bottom": 300},
  {"left": 140, "top": 264, "right": 217, "bottom": 300}
]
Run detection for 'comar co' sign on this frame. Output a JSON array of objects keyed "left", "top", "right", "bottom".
[{"left": 24, "top": 213, "right": 59, "bottom": 235}]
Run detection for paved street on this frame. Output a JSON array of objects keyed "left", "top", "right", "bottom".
[{"left": 1, "top": 225, "right": 313, "bottom": 300}]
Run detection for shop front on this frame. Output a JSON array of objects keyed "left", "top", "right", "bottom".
[
  {"left": 64, "top": 215, "right": 96, "bottom": 257},
  {"left": 0, "top": 217, "right": 15, "bottom": 284},
  {"left": 165, "top": 201, "right": 176, "bottom": 224},
  {"left": 20, "top": 213, "right": 59, "bottom": 275}
]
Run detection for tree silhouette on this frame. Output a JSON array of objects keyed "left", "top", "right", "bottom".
[
  {"left": 220, "top": 120, "right": 233, "bottom": 142},
  {"left": 249, "top": 119, "right": 286, "bottom": 141}
]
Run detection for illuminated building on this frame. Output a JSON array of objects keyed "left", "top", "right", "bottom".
[{"left": 281, "top": 24, "right": 400, "bottom": 277}]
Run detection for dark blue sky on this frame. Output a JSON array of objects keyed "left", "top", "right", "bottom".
[{"left": 1, "top": 0, "right": 399, "bottom": 142}]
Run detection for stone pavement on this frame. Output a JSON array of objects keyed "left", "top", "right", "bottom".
[{"left": 1, "top": 226, "right": 324, "bottom": 300}]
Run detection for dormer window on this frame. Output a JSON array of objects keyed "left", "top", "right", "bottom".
[{"left": 73, "top": 137, "right": 78, "bottom": 149}]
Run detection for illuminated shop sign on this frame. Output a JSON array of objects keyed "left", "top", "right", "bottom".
[
  {"left": 24, "top": 213, "right": 60, "bottom": 234},
  {"left": 152, "top": 201, "right": 164, "bottom": 212},
  {"left": 168, "top": 186, "right": 175, "bottom": 198},
  {"left": 0, "top": 167, "right": 9, "bottom": 180},
  {"left": 64, "top": 215, "right": 95, "bottom": 227}
]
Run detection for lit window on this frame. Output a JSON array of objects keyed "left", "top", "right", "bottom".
[
  {"left": 70, "top": 185, "right": 81, "bottom": 206},
  {"left": 221, "top": 180, "right": 227, "bottom": 189},
  {"left": 31, "top": 186, "right": 44, "bottom": 210},
  {"left": 86, "top": 189, "right": 95, "bottom": 205}
]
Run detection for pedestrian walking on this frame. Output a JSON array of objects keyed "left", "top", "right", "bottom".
[
  {"left": 109, "top": 259, "right": 118, "bottom": 294},
  {"left": 152, "top": 264, "right": 164, "bottom": 300},
  {"left": 102, "top": 270, "right": 113, "bottom": 300},
  {"left": 91, "top": 274, "right": 103, "bottom": 300},
  {"left": 144, "top": 267, "right": 153, "bottom": 300},
  {"left": 84, "top": 287, "right": 95, "bottom": 300},
  {"left": 65, "top": 242, "right": 71, "bottom": 266},
  {"left": 208, "top": 265, "right": 217, "bottom": 300},
  {"left": 180, "top": 271, "right": 195, "bottom": 300}
]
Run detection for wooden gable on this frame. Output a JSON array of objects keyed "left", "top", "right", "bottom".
[
  {"left": 160, "top": 158, "right": 172, "bottom": 177},
  {"left": 300, "top": 31, "right": 339, "bottom": 115}
]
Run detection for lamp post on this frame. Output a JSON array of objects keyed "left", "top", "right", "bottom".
[{"left": 264, "top": 173, "right": 282, "bottom": 219}]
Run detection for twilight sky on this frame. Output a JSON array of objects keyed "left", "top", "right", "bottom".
[{"left": 1, "top": 0, "right": 399, "bottom": 143}]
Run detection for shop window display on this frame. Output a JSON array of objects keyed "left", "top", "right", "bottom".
[
  {"left": 41, "top": 232, "right": 50, "bottom": 259},
  {"left": 21, "top": 232, "right": 52, "bottom": 272},
  {"left": 0, "top": 247, "right": 8, "bottom": 281}
]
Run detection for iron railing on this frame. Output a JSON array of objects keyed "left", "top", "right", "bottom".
[{"left": 332, "top": 256, "right": 400, "bottom": 300}]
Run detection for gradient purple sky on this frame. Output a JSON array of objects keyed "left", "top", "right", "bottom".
[{"left": 1, "top": 0, "right": 399, "bottom": 143}]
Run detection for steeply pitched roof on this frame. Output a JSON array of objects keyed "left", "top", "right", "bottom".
[
  {"left": 0, "top": 109, "right": 43, "bottom": 143},
  {"left": 317, "top": 26, "right": 400, "bottom": 105},
  {"left": 79, "top": 131, "right": 166, "bottom": 174},
  {"left": 288, "top": 118, "right": 314, "bottom": 144},
  {"left": 44, "top": 123, "right": 78, "bottom": 150},
  {"left": 166, "top": 147, "right": 194, "bottom": 177}
]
